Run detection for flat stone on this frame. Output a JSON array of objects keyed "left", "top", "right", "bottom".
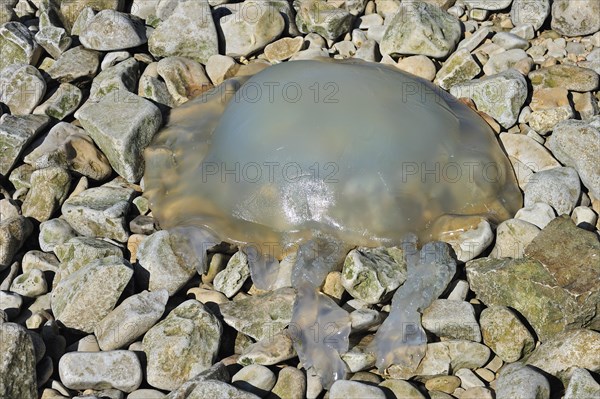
[
  {"left": 511, "top": 0, "right": 550, "bottom": 31},
  {"left": 80, "top": 10, "right": 146, "bottom": 50},
  {"left": 329, "top": 380, "right": 386, "bottom": 399},
  {"left": 77, "top": 90, "right": 162, "bottom": 182},
  {"left": 54, "top": 237, "right": 123, "bottom": 283},
  {"left": 529, "top": 64, "right": 599, "bottom": 92},
  {"left": 46, "top": 46, "right": 101, "bottom": 83},
  {"left": 462, "top": 0, "right": 512, "bottom": 10},
  {"left": 143, "top": 299, "right": 222, "bottom": 390},
  {"left": 396, "top": 55, "right": 437, "bottom": 81},
  {"left": 551, "top": 0, "right": 600, "bottom": 37},
  {"left": 483, "top": 48, "right": 533, "bottom": 75},
  {"left": 51, "top": 256, "right": 133, "bottom": 333},
  {"left": 341, "top": 246, "right": 406, "bottom": 304},
  {"left": 457, "top": 26, "right": 491, "bottom": 52},
  {"left": 435, "top": 49, "right": 481, "bottom": 89},
  {"left": 205, "top": 54, "right": 239, "bottom": 85},
  {"left": 381, "top": 1, "right": 461, "bottom": 58},
  {"left": 21, "top": 250, "right": 59, "bottom": 274},
  {"left": 450, "top": 69, "right": 527, "bottom": 128},
  {"left": 87, "top": 57, "right": 140, "bottom": 103},
  {"left": 0, "top": 114, "right": 51, "bottom": 176},
  {"left": 0, "top": 216, "right": 33, "bottom": 271},
  {"left": 524, "top": 167, "right": 581, "bottom": 215},
  {"left": 148, "top": 0, "right": 218, "bottom": 64},
  {"left": 422, "top": 299, "right": 481, "bottom": 342},
  {"left": 496, "top": 362, "right": 550, "bottom": 399},
  {"left": 0, "top": 63, "right": 46, "bottom": 115},
  {"left": 220, "top": 0, "right": 285, "bottom": 58},
  {"left": 0, "top": 21, "right": 40, "bottom": 70},
  {"left": 156, "top": 56, "right": 212, "bottom": 105},
  {"left": 480, "top": 305, "right": 536, "bottom": 362},
  {"left": 167, "top": 380, "right": 260, "bottom": 399},
  {"left": 95, "top": 289, "right": 168, "bottom": 351},
  {"left": 295, "top": 0, "right": 353, "bottom": 41},
  {"left": 0, "top": 322, "right": 37, "bottom": 399},
  {"left": 500, "top": 133, "right": 560, "bottom": 173},
  {"left": 33, "top": 83, "right": 83, "bottom": 120},
  {"left": 219, "top": 287, "right": 295, "bottom": 340},
  {"left": 264, "top": 37, "right": 305, "bottom": 62},
  {"left": 492, "top": 32, "right": 529, "bottom": 50},
  {"left": 490, "top": 218, "right": 540, "bottom": 259},
  {"left": 547, "top": 119, "right": 600, "bottom": 199},
  {"left": 58, "top": 350, "right": 142, "bottom": 393},
  {"left": 388, "top": 340, "right": 490, "bottom": 380},
  {"left": 137, "top": 230, "right": 200, "bottom": 295},
  {"left": 514, "top": 202, "right": 556, "bottom": 229},
  {"left": 61, "top": 179, "right": 136, "bottom": 242},
  {"left": 232, "top": 364, "right": 277, "bottom": 396},
  {"left": 22, "top": 167, "right": 71, "bottom": 222},
  {"left": 466, "top": 254, "right": 598, "bottom": 341}
]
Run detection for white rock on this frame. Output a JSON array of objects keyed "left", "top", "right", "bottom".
[
  {"left": 214, "top": 251, "right": 250, "bottom": 298},
  {"left": 490, "top": 218, "right": 540, "bottom": 259},
  {"left": 232, "top": 364, "right": 277, "bottom": 395},
  {"left": 571, "top": 206, "right": 598, "bottom": 228},
  {"left": 514, "top": 202, "right": 556, "bottom": 229},
  {"left": 455, "top": 368, "right": 485, "bottom": 389},
  {"left": 79, "top": 10, "right": 147, "bottom": 51},
  {"left": 396, "top": 55, "right": 437, "bottom": 81},
  {"left": 524, "top": 167, "right": 581, "bottom": 215},
  {"left": 329, "top": 380, "right": 386, "bottom": 399},
  {"left": 59, "top": 350, "right": 143, "bottom": 393},
  {"left": 94, "top": 289, "right": 168, "bottom": 351},
  {"left": 499, "top": 132, "right": 560, "bottom": 172},
  {"left": 510, "top": 0, "right": 550, "bottom": 31},
  {"left": 422, "top": 299, "right": 482, "bottom": 342},
  {"left": 496, "top": 363, "right": 550, "bottom": 399}
]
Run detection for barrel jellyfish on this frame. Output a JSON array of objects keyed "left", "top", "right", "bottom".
[{"left": 143, "top": 59, "right": 522, "bottom": 387}]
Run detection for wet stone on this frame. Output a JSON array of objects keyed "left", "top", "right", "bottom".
[{"left": 219, "top": 287, "right": 296, "bottom": 341}]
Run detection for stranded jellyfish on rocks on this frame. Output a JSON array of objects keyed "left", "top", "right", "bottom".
[{"left": 143, "top": 59, "right": 522, "bottom": 387}]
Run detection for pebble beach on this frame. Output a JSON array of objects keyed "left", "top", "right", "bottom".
[{"left": 0, "top": 0, "right": 599, "bottom": 398}]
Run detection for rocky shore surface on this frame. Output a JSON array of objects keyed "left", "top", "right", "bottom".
[{"left": 0, "top": 0, "right": 599, "bottom": 398}]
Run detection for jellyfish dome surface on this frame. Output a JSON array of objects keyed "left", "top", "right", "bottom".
[{"left": 143, "top": 59, "right": 522, "bottom": 252}]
